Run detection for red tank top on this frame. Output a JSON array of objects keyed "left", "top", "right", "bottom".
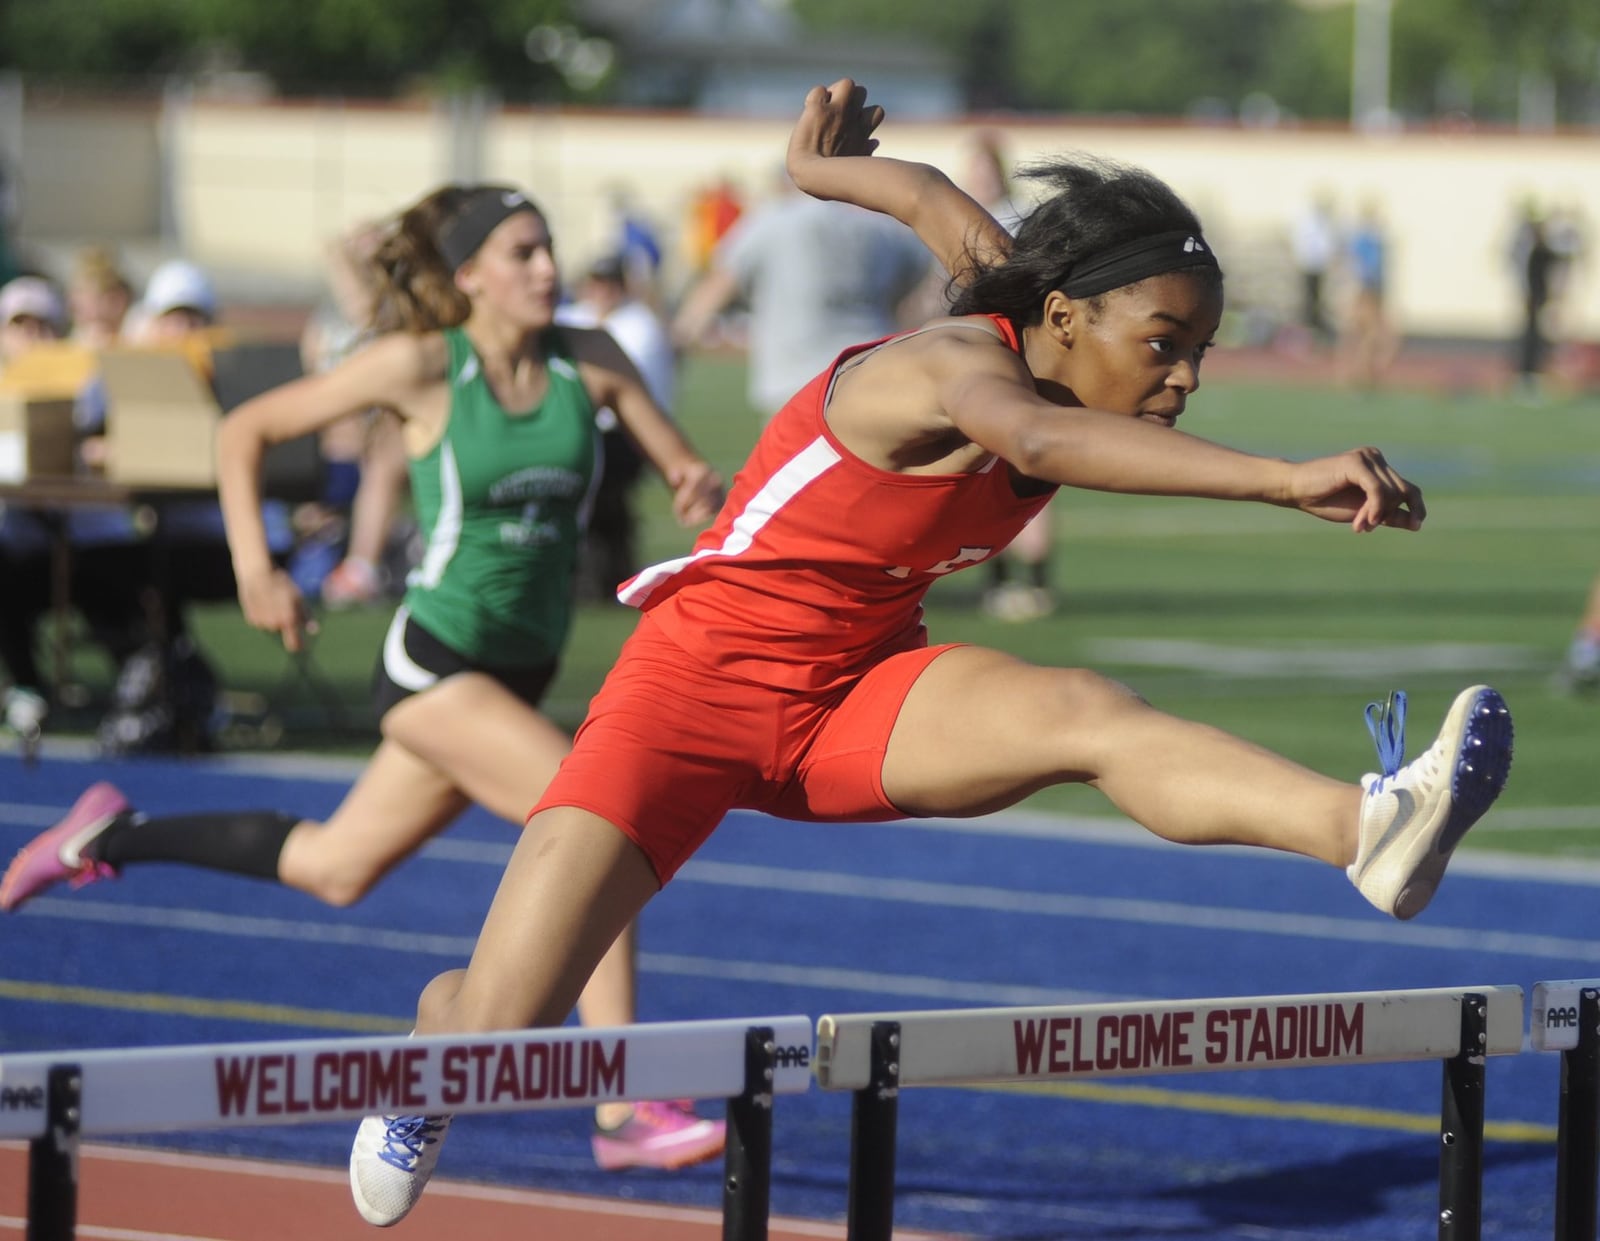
[{"left": 619, "top": 314, "right": 1056, "bottom": 693}]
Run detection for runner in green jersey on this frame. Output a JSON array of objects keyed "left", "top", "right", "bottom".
[
  {"left": 2, "top": 183, "right": 726, "bottom": 1171},
  {"left": 401, "top": 325, "right": 597, "bottom": 670}
]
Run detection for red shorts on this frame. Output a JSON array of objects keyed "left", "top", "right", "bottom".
[{"left": 532, "top": 613, "right": 962, "bottom": 883}]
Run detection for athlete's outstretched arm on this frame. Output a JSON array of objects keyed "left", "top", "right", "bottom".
[
  {"left": 216, "top": 332, "right": 442, "bottom": 650},
  {"left": 568, "top": 327, "right": 723, "bottom": 526},
  {"left": 785, "top": 77, "right": 1010, "bottom": 284},
  {"left": 931, "top": 337, "right": 1425, "bottom": 533}
]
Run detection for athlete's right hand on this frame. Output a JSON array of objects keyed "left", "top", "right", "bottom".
[
  {"left": 668, "top": 459, "right": 724, "bottom": 526},
  {"left": 237, "top": 568, "right": 317, "bottom": 652}
]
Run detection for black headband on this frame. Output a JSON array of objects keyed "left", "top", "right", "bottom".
[
  {"left": 436, "top": 187, "right": 541, "bottom": 272},
  {"left": 1056, "top": 230, "right": 1221, "bottom": 299}
]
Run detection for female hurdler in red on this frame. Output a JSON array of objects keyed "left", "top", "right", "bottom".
[{"left": 348, "top": 80, "right": 1513, "bottom": 1225}]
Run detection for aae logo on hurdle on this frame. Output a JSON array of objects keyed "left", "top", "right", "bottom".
[
  {"left": 1531, "top": 979, "right": 1600, "bottom": 1052},
  {"left": 0, "top": 1085, "right": 44, "bottom": 1111},
  {"left": 0, "top": 1016, "right": 814, "bottom": 1139},
  {"left": 814, "top": 987, "right": 1524, "bottom": 1090}
]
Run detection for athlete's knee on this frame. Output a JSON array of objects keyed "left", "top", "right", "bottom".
[
  {"left": 418, "top": 969, "right": 468, "bottom": 1030},
  {"left": 1041, "top": 666, "right": 1147, "bottom": 715},
  {"left": 424, "top": 966, "right": 568, "bottom": 1033},
  {"left": 279, "top": 826, "right": 386, "bottom": 907},
  {"left": 283, "top": 846, "right": 381, "bottom": 906},
  {"left": 378, "top": 695, "right": 431, "bottom": 750},
  {"left": 1019, "top": 667, "right": 1147, "bottom": 752},
  {"left": 301, "top": 868, "right": 379, "bottom": 908}
]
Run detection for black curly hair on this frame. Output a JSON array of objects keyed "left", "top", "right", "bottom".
[{"left": 949, "top": 155, "right": 1222, "bottom": 331}]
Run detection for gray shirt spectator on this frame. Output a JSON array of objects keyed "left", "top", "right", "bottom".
[{"left": 674, "top": 188, "right": 932, "bottom": 419}]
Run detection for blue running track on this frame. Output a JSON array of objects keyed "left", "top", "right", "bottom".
[{"left": 1, "top": 749, "right": 1594, "bottom": 1240}]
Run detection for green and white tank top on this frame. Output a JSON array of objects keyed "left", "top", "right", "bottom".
[{"left": 403, "top": 326, "right": 600, "bottom": 666}]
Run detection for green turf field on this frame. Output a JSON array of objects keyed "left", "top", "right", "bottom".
[{"left": 128, "top": 355, "right": 1600, "bottom": 858}]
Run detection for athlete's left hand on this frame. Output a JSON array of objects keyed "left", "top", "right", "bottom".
[
  {"left": 1284, "top": 447, "right": 1425, "bottom": 532},
  {"left": 668, "top": 459, "right": 723, "bottom": 525}
]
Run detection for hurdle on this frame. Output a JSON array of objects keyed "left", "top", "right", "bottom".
[
  {"left": 814, "top": 985, "right": 1524, "bottom": 1241},
  {"left": 1531, "top": 979, "right": 1600, "bottom": 1241},
  {"left": 0, "top": 1014, "right": 813, "bottom": 1241}
]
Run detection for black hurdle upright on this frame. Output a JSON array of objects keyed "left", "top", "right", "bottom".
[
  {"left": 1554, "top": 987, "right": 1600, "bottom": 1241},
  {"left": 845, "top": 1021, "right": 901, "bottom": 1241},
  {"left": 27, "top": 1063, "right": 82, "bottom": 1241},
  {"left": 1438, "top": 992, "right": 1488, "bottom": 1241},
  {"left": 723, "top": 1025, "right": 780, "bottom": 1241}
]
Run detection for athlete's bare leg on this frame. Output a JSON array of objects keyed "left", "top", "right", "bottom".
[
  {"left": 879, "top": 646, "right": 1361, "bottom": 866},
  {"left": 414, "top": 806, "right": 659, "bottom": 1042},
  {"left": 278, "top": 675, "right": 643, "bottom": 1122}
]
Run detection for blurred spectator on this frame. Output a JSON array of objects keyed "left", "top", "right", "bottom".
[
  {"left": 557, "top": 252, "right": 677, "bottom": 600},
  {"left": 1544, "top": 199, "right": 1600, "bottom": 688},
  {"left": 301, "top": 223, "right": 385, "bottom": 374},
  {"left": 0, "top": 275, "right": 69, "bottom": 723},
  {"left": 1548, "top": 201, "right": 1594, "bottom": 391},
  {"left": 957, "top": 132, "right": 1056, "bottom": 623},
  {"left": 606, "top": 186, "right": 665, "bottom": 305},
  {"left": 1289, "top": 191, "right": 1339, "bottom": 348},
  {"left": 684, "top": 177, "right": 744, "bottom": 278},
  {"left": 1546, "top": 202, "right": 1588, "bottom": 331},
  {"left": 0, "top": 273, "right": 154, "bottom": 748},
  {"left": 66, "top": 246, "right": 134, "bottom": 349},
  {"left": 1338, "top": 200, "right": 1398, "bottom": 390},
  {"left": 963, "top": 130, "right": 1024, "bottom": 233},
  {"left": 295, "top": 222, "right": 412, "bottom": 609},
  {"left": 0, "top": 276, "right": 67, "bottom": 367},
  {"left": 562, "top": 253, "right": 676, "bottom": 410},
  {"left": 1507, "top": 199, "right": 1561, "bottom": 399},
  {"left": 80, "top": 258, "right": 292, "bottom": 752},
  {"left": 672, "top": 169, "right": 932, "bottom": 422},
  {"left": 1555, "top": 574, "right": 1600, "bottom": 696},
  {"left": 0, "top": 497, "right": 51, "bottom": 750},
  {"left": 129, "top": 258, "right": 219, "bottom": 344}
]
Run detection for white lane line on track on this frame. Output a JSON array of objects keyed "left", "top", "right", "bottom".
[
  {"left": 675, "top": 860, "right": 1600, "bottom": 961},
  {"left": 17, "top": 849, "right": 1600, "bottom": 968},
  {"left": 12, "top": 899, "right": 1117, "bottom": 1006},
  {"left": 1081, "top": 638, "right": 1542, "bottom": 678},
  {"left": 6, "top": 797, "right": 1600, "bottom": 858}
]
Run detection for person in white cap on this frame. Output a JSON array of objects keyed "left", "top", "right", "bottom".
[
  {"left": 557, "top": 251, "right": 678, "bottom": 599},
  {"left": 0, "top": 275, "right": 67, "bottom": 368},
  {"left": 128, "top": 258, "right": 219, "bottom": 344}
]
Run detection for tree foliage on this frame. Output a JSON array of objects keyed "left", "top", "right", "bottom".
[
  {"left": 2, "top": 0, "right": 1596, "bottom": 124},
  {"left": 793, "top": 0, "right": 1599, "bottom": 126},
  {"left": 1390, "top": 0, "right": 1600, "bottom": 124},
  {"left": 1, "top": 0, "right": 583, "bottom": 98}
]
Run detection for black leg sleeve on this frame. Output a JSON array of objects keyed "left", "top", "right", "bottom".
[{"left": 91, "top": 810, "right": 299, "bottom": 881}]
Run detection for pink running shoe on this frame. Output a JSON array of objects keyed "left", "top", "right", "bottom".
[
  {"left": 591, "top": 1100, "right": 727, "bottom": 1171},
  {"left": 0, "top": 782, "right": 127, "bottom": 912}
]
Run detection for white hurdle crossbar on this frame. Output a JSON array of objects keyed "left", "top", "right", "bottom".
[
  {"left": 0, "top": 1014, "right": 814, "bottom": 1241},
  {"left": 814, "top": 986, "right": 1524, "bottom": 1241}
]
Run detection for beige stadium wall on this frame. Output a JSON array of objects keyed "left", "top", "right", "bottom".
[
  {"left": 501, "top": 110, "right": 1600, "bottom": 342},
  {"left": 16, "top": 94, "right": 1599, "bottom": 341},
  {"left": 974, "top": 120, "right": 1600, "bottom": 343},
  {"left": 15, "top": 98, "right": 163, "bottom": 239},
  {"left": 170, "top": 101, "right": 462, "bottom": 274}
]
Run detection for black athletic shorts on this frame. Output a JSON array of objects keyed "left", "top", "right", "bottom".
[{"left": 371, "top": 606, "right": 558, "bottom": 720}]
